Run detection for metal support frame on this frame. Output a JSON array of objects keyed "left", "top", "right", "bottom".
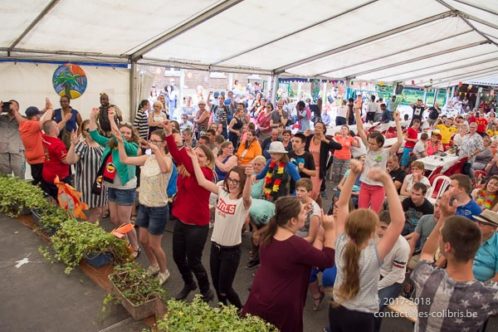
[
  {"left": 7, "top": 0, "right": 61, "bottom": 52},
  {"left": 314, "top": 30, "right": 473, "bottom": 77},
  {"left": 400, "top": 58, "right": 498, "bottom": 82},
  {"left": 421, "top": 67, "right": 498, "bottom": 86},
  {"left": 451, "top": 0, "right": 498, "bottom": 16},
  {"left": 374, "top": 50, "right": 498, "bottom": 82},
  {"left": 345, "top": 40, "right": 489, "bottom": 80},
  {"left": 211, "top": 0, "right": 379, "bottom": 66},
  {"left": 130, "top": 0, "right": 244, "bottom": 61},
  {"left": 130, "top": 61, "right": 138, "bottom": 121},
  {"left": 435, "top": 0, "right": 498, "bottom": 46},
  {"left": 272, "top": 11, "right": 456, "bottom": 74}
]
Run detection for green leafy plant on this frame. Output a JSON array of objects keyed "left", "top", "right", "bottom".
[
  {"left": 156, "top": 295, "right": 278, "bottom": 332},
  {"left": 0, "top": 176, "right": 47, "bottom": 216},
  {"left": 41, "top": 221, "right": 131, "bottom": 274},
  {"left": 108, "top": 263, "right": 166, "bottom": 305},
  {"left": 33, "top": 204, "right": 70, "bottom": 235}
]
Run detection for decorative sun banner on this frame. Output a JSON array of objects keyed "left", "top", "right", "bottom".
[{"left": 52, "top": 63, "right": 88, "bottom": 99}]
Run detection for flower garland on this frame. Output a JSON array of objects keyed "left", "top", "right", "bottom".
[{"left": 264, "top": 161, "right": 286, "bottom": 201}]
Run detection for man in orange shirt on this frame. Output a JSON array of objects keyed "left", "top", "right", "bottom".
[{"left": 13, "top": 99, "right": 54, "bottom": 185}]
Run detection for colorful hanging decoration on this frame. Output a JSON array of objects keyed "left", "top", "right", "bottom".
[{"left": 52, "top": 63, "right": 87, "bottom": 99}]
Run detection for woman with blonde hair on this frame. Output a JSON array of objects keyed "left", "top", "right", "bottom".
[
  {"left": 328, "top": 160, "right": 405, "bottom": 332},
  {"left": 148, "top": 101, "right": 168, "bottom": 137},
  {"left": 89, "top": 107, "right": 141, "bottom": 257}
]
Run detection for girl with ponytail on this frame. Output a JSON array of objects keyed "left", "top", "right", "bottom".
[
  {"left": 328, "top": 160, "right": 405, "bottom": 332},
  {"left": 242, "top": 196, "right": 335, "bottom": 332}
]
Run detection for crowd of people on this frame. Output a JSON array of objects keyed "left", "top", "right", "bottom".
[{"left": 1, "top": 85, "right": 498, "bottom": 332}]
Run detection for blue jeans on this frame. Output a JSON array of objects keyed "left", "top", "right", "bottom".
[
  {"left": 378, "top": 282, "right": 402, "bottom": 309},
  {"left": 135, "top": 204, "right": 169, "bottom": 235},
  {"left": 401, "top": 147, "right": 413, "bottom": 167},
  {"left": 375, "top": 282, "right": 402, "bottom": 332}
]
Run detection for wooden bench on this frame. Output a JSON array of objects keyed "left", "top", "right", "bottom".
[{"left": 387, "top": 296, "right": 418, "bottom": 323}]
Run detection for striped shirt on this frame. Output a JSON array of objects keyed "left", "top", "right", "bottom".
[
  {"left": 133, "top": 110, "right": 149, "bottom": 139},
  {"left": 74, "top": 141, "right": 107, "bottom": 208},
  {"left": 411, "top": 260, "right": 498, "bottom": 332}
]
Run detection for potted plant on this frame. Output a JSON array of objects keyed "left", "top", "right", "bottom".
[
  {"left": 40, "top": 220, "right": 131, "bottom": 274},
  {"left": 156, "top": 295, "right": 278, "bottom": 332},
  {"left": 32, "top": 203, "right": 70, "bottom": 236},
  {"left": 105, "top": 263, "right": 166, "bottom": 320},
  {"left": 0, "top": 176, "right": 46, "bottom": 216}
]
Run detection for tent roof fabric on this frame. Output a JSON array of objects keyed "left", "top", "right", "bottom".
[{"left": 1, "top": 0, "right": 497, "bottom": 87}]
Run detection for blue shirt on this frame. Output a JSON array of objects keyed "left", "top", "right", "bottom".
[
  {"left": 473, "top": 232, "right": 498, "bottom": 282},
  {"left": 167, "top": 163, "right": 178, "bottom": 197},
  {"left": 456, "top": 199, "right": 482, "bottom": 221}
]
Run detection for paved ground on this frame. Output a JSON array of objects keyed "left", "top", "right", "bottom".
[{"left": 2, "top": 209, "right": 496, "bottom": 332}]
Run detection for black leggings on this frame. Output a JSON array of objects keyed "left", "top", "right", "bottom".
[
  {"left": 172, "top": 221, "right": 210, "bottom": 292},
  {"left": 329, "top": 304, "right": 375, "bottom": 332},
  {"left": 210, "top": 242, "right": 242, "bottom": 308}
]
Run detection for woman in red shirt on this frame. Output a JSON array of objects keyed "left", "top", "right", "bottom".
[
  {"left": 163, "top": 121, "right": 215, "bottom": 302},
  {"left": 331, "top": 125, "right": 359, "bottom": 187}
]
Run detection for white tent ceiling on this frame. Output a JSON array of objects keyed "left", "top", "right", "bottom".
[{"left": 1, "top": 0, "right": 497, "bottom": 87}]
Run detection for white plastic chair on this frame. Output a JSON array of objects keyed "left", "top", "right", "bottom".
[{"left": 426, "top": 175, "right": 451, "bottom": 204}]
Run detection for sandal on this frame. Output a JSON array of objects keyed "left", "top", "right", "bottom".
[{"left": 312, "top": 292, "right": 325, "bottom": 311}]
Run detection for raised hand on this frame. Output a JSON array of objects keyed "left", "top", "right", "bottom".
[
  {"left": 321, "top": 210, "right": 335, "bottom": 231},
  {"left": 45, "top": 98, "right": 53, "bottom": 110},
  {"left": 112, "top": 127, "right": 123, "bottom": 142},
  {"left": 108, "top": 107, "right": 116, "bottom": 119},
  {"left": 70, "top": 130, "right": 79, "bottom": 145},
  {"left": 90, "top": 107, "right": 99, "bottom": 119},
  {"left": 367, "top": 167, "right": 388, "bottom": 182},
  {"left": 185, "top": 147, "right": 197, "bottom": 160},
  {"left": 349, "top": 159, "right": 363, "bottom": 175},
  {"left": 245, "top": 164, "right": 254, "bottom": 176}
]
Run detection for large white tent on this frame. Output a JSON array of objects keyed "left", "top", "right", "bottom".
[{"left": 1, "top": 0, "right": 497, "bottom": 116}]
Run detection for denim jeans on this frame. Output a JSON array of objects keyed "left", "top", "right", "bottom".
[
  {"left": 172, "top": 220, "right": 210, "bottom": 292},
  {"left": 374, "top": 282, "right": 403, "bottom": 332},
  {"left": 210, "top": 242, "right": 242, "bottom": 308}
]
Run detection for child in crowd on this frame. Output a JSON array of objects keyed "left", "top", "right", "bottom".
[{"left": 413, "top": 132, "right": 428, "bottom": 159}]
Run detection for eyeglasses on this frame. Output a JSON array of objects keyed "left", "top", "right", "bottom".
[{"left": 226, "top": 178, "right": 240, "bottom": 185}]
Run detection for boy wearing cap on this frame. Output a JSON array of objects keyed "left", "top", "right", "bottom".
[
  {"left": 473, "top": 209, "right": 498, "bottom": 282},
  {"left": 13, "top": 99, "right": 54, "bottom": 185}
]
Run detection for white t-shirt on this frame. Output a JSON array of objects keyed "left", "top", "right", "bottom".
[
  {"left": 413, "top": 141, "right": 426, "bottom": 158},
  {"left": 367, "top": 101, "right": 379, "bottom": 114},
  {"left": 379, "top": 235, "right": 410, "bottom": 288},
  {"left": 211, "top": 189, "right": 249, "bottom": 246},
  {"left": 360, "top": 148, "right": 390, "bottom": 186},
  {"left": 403, "top": 174, "right": 430, "bottom": 193},
  {"left": 337, "top": 105, "right": 348, "bottom": 118},
  {"left": 296, "top": 199, "right": 320, "bottom": 238}
]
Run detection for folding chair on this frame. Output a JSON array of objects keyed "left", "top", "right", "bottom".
[{"left": 426, "top": 175, "right": 452, "bottom": 204}]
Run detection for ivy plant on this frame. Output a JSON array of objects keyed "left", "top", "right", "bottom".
[
  {"left": 0, "top": 176, "right": 47, "bottom": 216},
  {"left": 41, "top": 221, "right": 131, "bottom": 274},
  {"left": 157, "top": 295, "right": 278, "bottom": 332}
]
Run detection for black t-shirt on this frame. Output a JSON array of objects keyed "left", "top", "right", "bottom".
[
  {"left": 428, "top": 106, "right": 440, "bottom": 120},
  {"left": 390, "top": 168, "right": 406, "bottom": 192},
  {"left": 402, "top": 198, "right": 434, "bottom": 231},
  {"left": 288, "top": 151, "right": 315, "bottom": 193},
  {"left": 412, "top": 105, "right": 425, "bottom": 119},
  {"left": 289, "top": 151, "right": 315, "bottom": 178}
]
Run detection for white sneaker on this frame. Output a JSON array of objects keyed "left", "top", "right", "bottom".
[
  {"left": 147, "top": 265, "right": 160, "bottom": 276},
  {"left": 157, "top": 270, "right": 170, "bottom": 285}
]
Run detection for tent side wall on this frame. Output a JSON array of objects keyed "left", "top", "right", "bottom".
[{"left": 0, "top": 61, "right": 130, "bottom": 121}]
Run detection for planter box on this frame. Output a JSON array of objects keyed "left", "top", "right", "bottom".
[
  {"left": 85, "top": 252, "right": 113, "bottom": 268},
  {"left": 109, "top": 276, "right": 161, "bottom": 320}
]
